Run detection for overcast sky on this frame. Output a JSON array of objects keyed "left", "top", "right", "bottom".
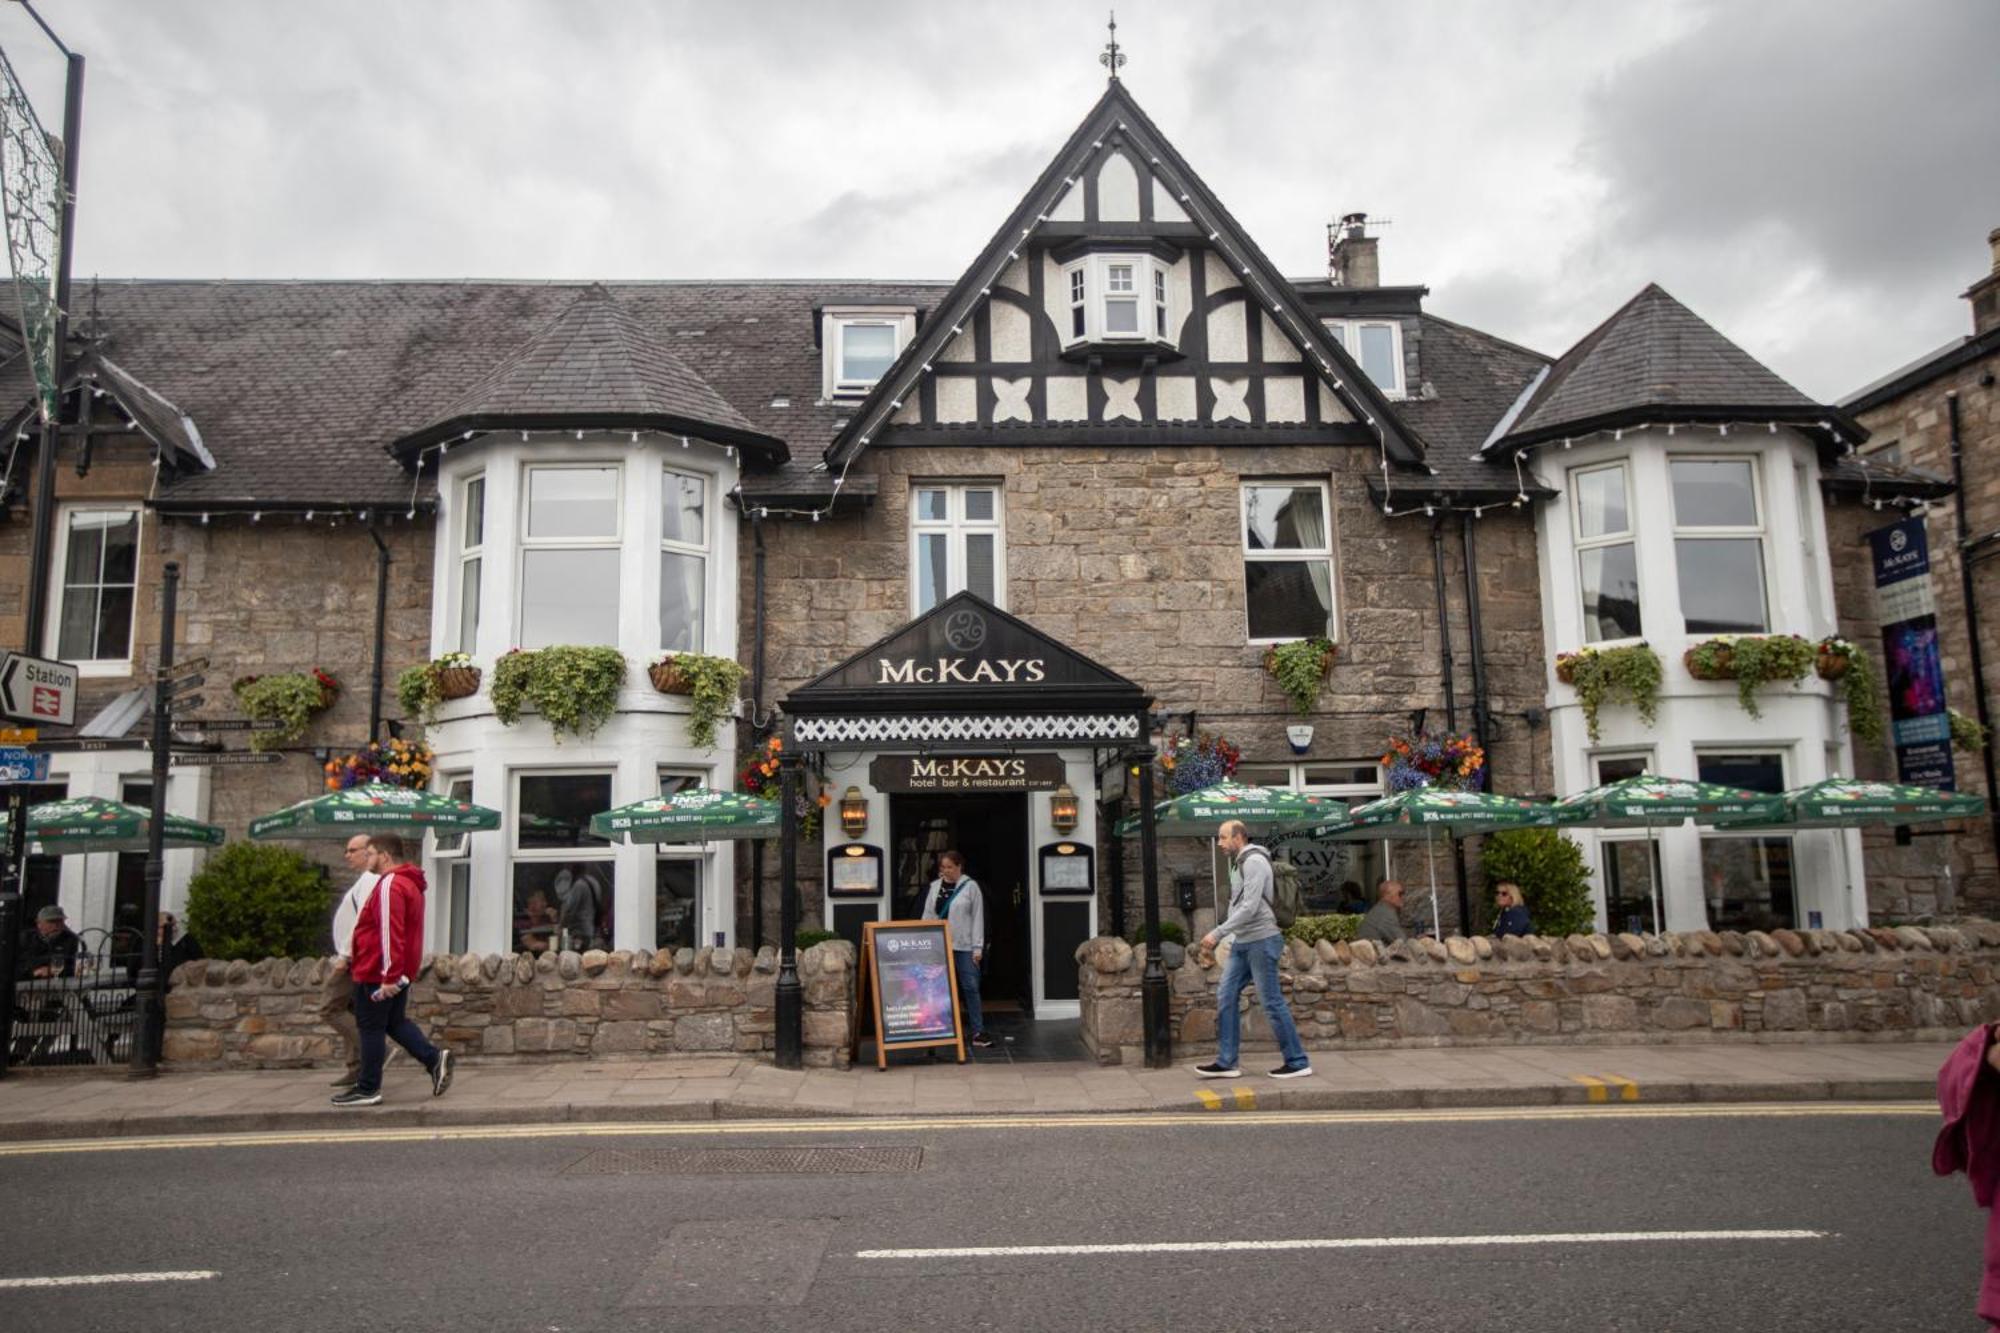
[{"left": 1, "top": 0, "right": 1993, "bottom": 401}]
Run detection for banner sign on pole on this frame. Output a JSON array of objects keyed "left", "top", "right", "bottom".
[{"left": 1869, "top": 517, "right": 1955, "bottom": 790}]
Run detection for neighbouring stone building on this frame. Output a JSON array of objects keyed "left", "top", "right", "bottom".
[{"left": 0, "top": 75, "right": 1974, "bottom": 1037}]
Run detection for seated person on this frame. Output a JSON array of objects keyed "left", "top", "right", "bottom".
[
  {"left": 1491, "top": 882, "right": 1534, "bottom": 938},
  {"left": 1358, "top": 881, "right": 1407, "bottom": 944},
  {"left": 19, "top": 905, "right": 81, "bottom": 979},
  {"left": 515, "top": 889, "right": 559, "bottom": 954}
]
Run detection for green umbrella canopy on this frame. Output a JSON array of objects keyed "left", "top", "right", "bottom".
[
  {"left": 250, "top": 783, "right": 500, "bottom": 840},
  {"left": 1713, "top": 778, "right": 1987, "bottom": 830},
  {"left": 0, "top": 795, "right": 225, "bottom": 854},
  {"left": 1112, "top": 781, "right": 1348, "bottom": 838},
  {"left": 589, "top": 787, "right": 781, "bottom": 843},
  {"left": 1545, "top": 775, "right": 1783, "bottom": 828},
  {"left": 1320, "top": 788, "right": 1549, "bottom": 841}
]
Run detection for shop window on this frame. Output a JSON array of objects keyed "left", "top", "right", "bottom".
[
  {"left": 822, "top": 307, "right": 916, "bottom": 399},
  {"left": 1241, "top": 481, "right": 1335, "bottom": 642},
  {"left": 1696, "top": 750, "right": 1794, "bottom": 931},
  {"left": 456, "top": 475, "right": 485, "bottom": 655},
  {"left": 433, "top": 774, "right": 473, "bottom": 953},
  {"left": 1672, "top": 458, "right": 1767, "bottom": 634},
  {"left": 1591, "top": 752, "right": 1655, "bottom": 932},
  {"left": 1571, "top": 463, "right": 1642, "bottom": 642},
  {"left": 1239, "top": 761, "right": 1383, "bottom": 913},
  {"left": 519, "top": 465, "right": 621, "bottom": 648},
  {"left": 1323, "top": 320, "right": 1404, "bottom": 397},
  {"left": 660, "top": 467, "right": 707, "bottom": 652},
  {"left": 656, "top": 770, "right": 707, "bottom": 951},
  {"left": 15, "top": 779, "right": 67, "bottom": 925},
  {"left": 911, "top": 482, "right": 1004, "bottom": 613},
  {"left": 52, "top": 506, "right": 140, "bottom": 666},
  {"left": 512, "top": 771, "right": 614, "bottom": 953}
]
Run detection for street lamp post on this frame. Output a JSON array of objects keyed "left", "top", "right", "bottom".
[{"left": 773, "top": 746, "right": 803, "bottom": 1068}]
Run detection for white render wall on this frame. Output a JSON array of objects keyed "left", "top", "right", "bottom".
[{"left": 1532, "top": 426, "right": 1868, "bottom": 930}]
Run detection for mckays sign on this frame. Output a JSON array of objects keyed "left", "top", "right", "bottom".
[
  {"left": 875, "top": 656, "right": 1046, "bottom": 686},
  {"left": 869, "top": 753, "right": 1066, "bottom": 793}
]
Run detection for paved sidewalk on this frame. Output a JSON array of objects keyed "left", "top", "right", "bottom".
[{"left": 0, "top": 1039, "right": 1951, "bottom": 1141}]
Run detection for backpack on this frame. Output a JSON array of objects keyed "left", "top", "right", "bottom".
[{"left": 1243, "top": 846, "right": 1302, "bottom": 929}]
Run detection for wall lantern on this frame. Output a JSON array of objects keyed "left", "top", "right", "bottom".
[
  {"left": 1049, "top": 782, "right": 1080, "bottom": 832},
  {"left": 840, "top": 786, "right": 870, "bottom": 838}
]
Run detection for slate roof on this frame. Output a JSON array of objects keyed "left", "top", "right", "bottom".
[
  {"left": 49, "top": 279, "right": 946, "bottom": 509},
  {"left": 387, "top": 283, "right": 783, "bottom": 462},
  {"left": 1391, "top": 314, "right": 1550, "bottom": 497},
  {"left": 1488, "top": 283, "right": 1862, "bottom": 453}
]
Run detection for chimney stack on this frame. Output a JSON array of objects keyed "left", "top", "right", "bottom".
[
  {"left": 1969, "top": 225, "right": 2000, "bottom": 336},
  {"left": 1328, "top": 212, "right": 1380, "bottom": 288}
]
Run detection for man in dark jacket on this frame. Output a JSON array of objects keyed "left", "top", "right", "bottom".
[
  {"left": 20, "top": 905, "right": 80, "bottom": 979},
  {"left": 332, "top": 834, "right": 453, "bottom": 1108}
]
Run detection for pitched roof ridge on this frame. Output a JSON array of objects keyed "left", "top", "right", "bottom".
[{"left": 1419, "top": 311, "right": 1553, "bottom": 365}]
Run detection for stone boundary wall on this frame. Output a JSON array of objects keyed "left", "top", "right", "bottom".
[
  {"left": 1077, "top": 924, "right": 2000, "bottom": 1065},
  {"left": 163, "top": 941, "right": 856, "bottom": 1070}
]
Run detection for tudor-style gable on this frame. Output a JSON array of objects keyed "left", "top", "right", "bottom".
[{"left": 826, "top": 82, "right": 1424, "bottom": 466}]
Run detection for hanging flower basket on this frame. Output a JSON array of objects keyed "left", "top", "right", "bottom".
[
  {"left": 436, "top": 665, "right": 482, "bottom": 700},
  {"left": 1683, "top": 643, "right": 1736, "bottom": 680},
  {"left": 648, "top": 660, "right": 691, "bottom": 695}
]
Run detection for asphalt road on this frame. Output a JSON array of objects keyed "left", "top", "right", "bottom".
[{"left": 0, "top": 1105, "right": 1979, "bottom": 1333}]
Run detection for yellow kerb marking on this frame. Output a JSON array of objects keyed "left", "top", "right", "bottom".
[
  {"left": 1573, "top": 1075, "right": 1609, "bottom": 1103},
  {"left": 1605, "top": 1075, "right": 1640, "bottom": 1102},
  {"left": 1194, "top": 1088, "right": 1223, "bottom": 1110},
  {"left": 1232, "top": 1087, "right": 1257, "bottom": 1110}
]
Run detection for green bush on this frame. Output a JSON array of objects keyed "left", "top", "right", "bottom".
[
  {"left": 1284, "top": 913, "right": 1364, "bottom": 945},
  {"left": 794, "top": 928, "right": 839, "bottom": 951},
  {"left": 1478, "top": 826, "right": 1595, "bottom": 937},
  {"left": 1127, "top": 920, "right": 1189, "bottom": 947},
  {"left": 183, "top": 842, "right": 331, "bottom": 962}
]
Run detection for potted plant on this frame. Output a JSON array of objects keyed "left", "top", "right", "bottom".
[
  {"left": 323, "top": 738, "right": 435, "bottom": 791},
  {"left": 1682, "top": 637, "right": 1738, "bottom": 681},
  {"left": 649, "top": 651, "right": 747, "bottom": 750},
  {"left": 1262, "top": 636, "right": 1336, "bottom": 716},
  {"left": 395, "top": 652, "right": 481, "bottom": 726},
  {"left": 489, "top": 646, "right": 627, "bottom": 741},
  {"left": 231, "top": 668, "right": 339, "bottom": 752},
  {"left": 1554, "top": 644, "right": 1661, "bottom": 743},
  {"left": 1381, "top": 731, "right": 1486, "bottom": 792},
  {"left": 1685, "top": 634, "right": 1814, "bottom": 718},
  {"left": 739, "top": 735, "right": 824, "bottom": 839},
  {"left": 1816, "top": 638, "right": 1887, "bottom": 748},
  {"left": 1158, "top": 731, "right": 1242, "bottom": 795}
]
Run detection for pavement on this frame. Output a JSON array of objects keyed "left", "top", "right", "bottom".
[{"left": 0, "top": 1037, "right": 1951, "bottom": 1141}]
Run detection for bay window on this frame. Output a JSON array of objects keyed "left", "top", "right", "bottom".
[
  {"left": 512, "top": 770, "right": 614, "bottom": 954},
  {"left": 519, "top": 465, "right": 621, "bottom": 648},
  {"left": 1062, "top": 254, "right": 1171, "bottom": 347},
  {"left": 456, "top": 475, "right": 485, "bottom": 655},
  {"left": 660, "top": 467, "right": 707, "bottom": 652},
  {"left": 1672, "top": 458, "right": 1767, "bottom": 634},
  {"left": 1696, "top": 750, "right": 1794, "bottom": 932},
  {"left": 655, "top": 770, "right": 706, "bottom": 951},
  {"left": 1241, "top": 481, "right": 1335, "bottom": 642},
  {"left": 1572, "top": 463, "right": 1642, "bottom": 642},
  {"left": 434, "top": 774, "right": 474, "bottom": 953}
]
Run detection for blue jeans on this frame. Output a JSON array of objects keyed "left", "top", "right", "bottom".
[
  {"left": 352, "top": 982, "right": 440, "bottom": 1094},
  {"left": 1215, "top": 934, "right": 1307, "bottom": 1070},
  {"left": 953, "top": 950, "right": 985, "bottom": 1038}
]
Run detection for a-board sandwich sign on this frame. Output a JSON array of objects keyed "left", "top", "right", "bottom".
[{"left": 854, "top": 919, "right": 965, "bottom": 1069}]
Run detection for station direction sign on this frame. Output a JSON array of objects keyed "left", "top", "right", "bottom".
[{"left": 0, "top": 651, "right": 78, "bottom": 726}]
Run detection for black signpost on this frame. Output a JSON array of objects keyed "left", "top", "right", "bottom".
[{"left": 854, "top": 920, "right": 966, "bottom": 1068}]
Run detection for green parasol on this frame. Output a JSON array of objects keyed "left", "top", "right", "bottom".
[
  {"left": 0, "top": 795, "right": 226, "bottom": 854},
  {"left": 1111, "top": 780, "right": 1349, "bottom": 838},
  {"left": 1542, "top": 775, "right": 1783, "bottom": 933},
  {"left": 250, "top": 782, "right": 500, "bottom": 840},
  {"left": 1321, "top": 788, "right": 1553, "bottom": 938},
  {"left": 589, "top": 787, "right": 781, "bottom": 844}
]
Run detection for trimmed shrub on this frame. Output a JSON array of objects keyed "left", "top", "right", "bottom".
[
  {"left": 1479, "top": 826, "right": 1595, "bottom": 937},
  {"left": 183, "top": 841, "right": 331, "bottom": 962},
  {"left": 794, "top": 928, "right": 839, "bottom": 951},
  {"left": 1285, "top": 913, "right": 1364, "bottom": 945},
  {"left": 1127, "top": 920, "right": 1189, "bottom": 947}
]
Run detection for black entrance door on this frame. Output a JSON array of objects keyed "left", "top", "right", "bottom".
[{"left": 890, "top": 792, "right": 1032, "bottom": 1019}]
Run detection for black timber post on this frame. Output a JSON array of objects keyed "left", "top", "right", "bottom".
[
  {"left": 1135, "top": 743, "right": 1170, "bottom": 1068},
  {"left": 773, "top": 746, "right": 803, "bottom": 1068}
]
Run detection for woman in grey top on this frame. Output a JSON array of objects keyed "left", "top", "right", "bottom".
[{"left": 921, "top": 850, "right": 993, "bottom": 1049}]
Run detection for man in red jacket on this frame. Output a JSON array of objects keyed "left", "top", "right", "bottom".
[{"left": 333, "top": 833, "right": 454, "bottom": 1107}]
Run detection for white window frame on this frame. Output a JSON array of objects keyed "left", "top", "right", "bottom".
[
  {"left": 48, "top": 503, "right": 142, "bottom": 674},
  {"left": 1322, "top": 319, "right": 1406, "bottom": 398},
  {"left": 510, "top": 767, "right": 618, "bottom": 950},
  {"left": 909, "top": 481, "right": 1006, "bottom": 613},
  {"left": 432, "top": 773, "right": 474, "bottom": 953},
  {"left": 1571, "top": 461, "right": 1643, "bottom": 645},
  {"left": 655, "top": 768, "right": 711, "bottom": 951},
  {"left": 456, "top": 473, "right": 485, "bottom": 656},
  {"left": 1239, "top": 479, "right": 1338, "bottom": 645},
  {"left": 1670, "top": 454, "right": 1769, "bottom": 635},
  {"left": 822, "top": 306, "right": 916, "bottom": 400},
  {"left": 1060, "top": 254, "right": 1172, "bottom": 348},
  {"left": 659, "top": 465, "right": 709, "bottom": 653},
  {"left": 517, "top": 461, "right": 623, "bottom": 649},
  {"left": 1693, "top": 746, "right": 1796, "bottom": 928}
]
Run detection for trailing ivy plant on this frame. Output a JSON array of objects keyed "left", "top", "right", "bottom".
[
  {"left": 1265, "top": 636, "right": 1335, "bottom": 716},
  {"left": 1561, "top": 643, "right": 1662, "bottom": 744},
  {"left": 395, "top": 652, "right": 477, "bottom": 726},
  {"left": 489, "top": 646, "right": 627, "bottom": 741},
  {"left": 231, "top": 669, "right": 338, "bottom": 752},
  {"left": 1716, "top": 634, "right": 1814, "bottom": 719},
  {"left": 653, "top": 651, "right": 747, "bottom": 750},
  {"left": 1952, "top": 707, "right": 1990, "bottom": 754},
  {"left": 1816, "top": 639, "right": 1886, "bottom": 749}
]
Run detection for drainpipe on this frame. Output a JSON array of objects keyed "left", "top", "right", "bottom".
[
  {"left": 749, "top": 507, "right": 768, "bottom": 951},
  {"left": 1948, "top": 391, "right": 2000, "bottom": 855},
  {"left": 1432, "top": 515, "right": 1470, "bottom": 933},
  {"left": 366, "top": 524, "right": 390, "bottom": 742},
  {"left": 1461, "top": 512, "right": 1492, "bottom": 755}
]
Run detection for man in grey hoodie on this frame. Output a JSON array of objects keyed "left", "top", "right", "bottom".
[
  {"left": 922, "top": 850, "right": 993, "bottom": 1049},
  {"left": 1195, "top": 820, "right": 1312, "bottom": 1080}
]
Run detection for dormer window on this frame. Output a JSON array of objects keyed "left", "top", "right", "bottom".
[
  {"left": 1323, "top": 319, "right": 1405, "bottom": 397},
  {"left": 1063, "top": 254, "right": 1172, "bottom": 348},
  {"left": 822, "top": 306, "right": 916, "bottom": 400}
]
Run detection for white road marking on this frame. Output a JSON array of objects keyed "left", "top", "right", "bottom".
[
  {"left": 0, "top": 1270, "right": 219, "bottom": 1289},
  {"left": 857, "top": 1229, "right": 1827, "bottom": 1260}
]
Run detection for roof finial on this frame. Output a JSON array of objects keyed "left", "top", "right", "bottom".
[{"left": 1100, "top": 11, "right": 1126, "bottom": 83}]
